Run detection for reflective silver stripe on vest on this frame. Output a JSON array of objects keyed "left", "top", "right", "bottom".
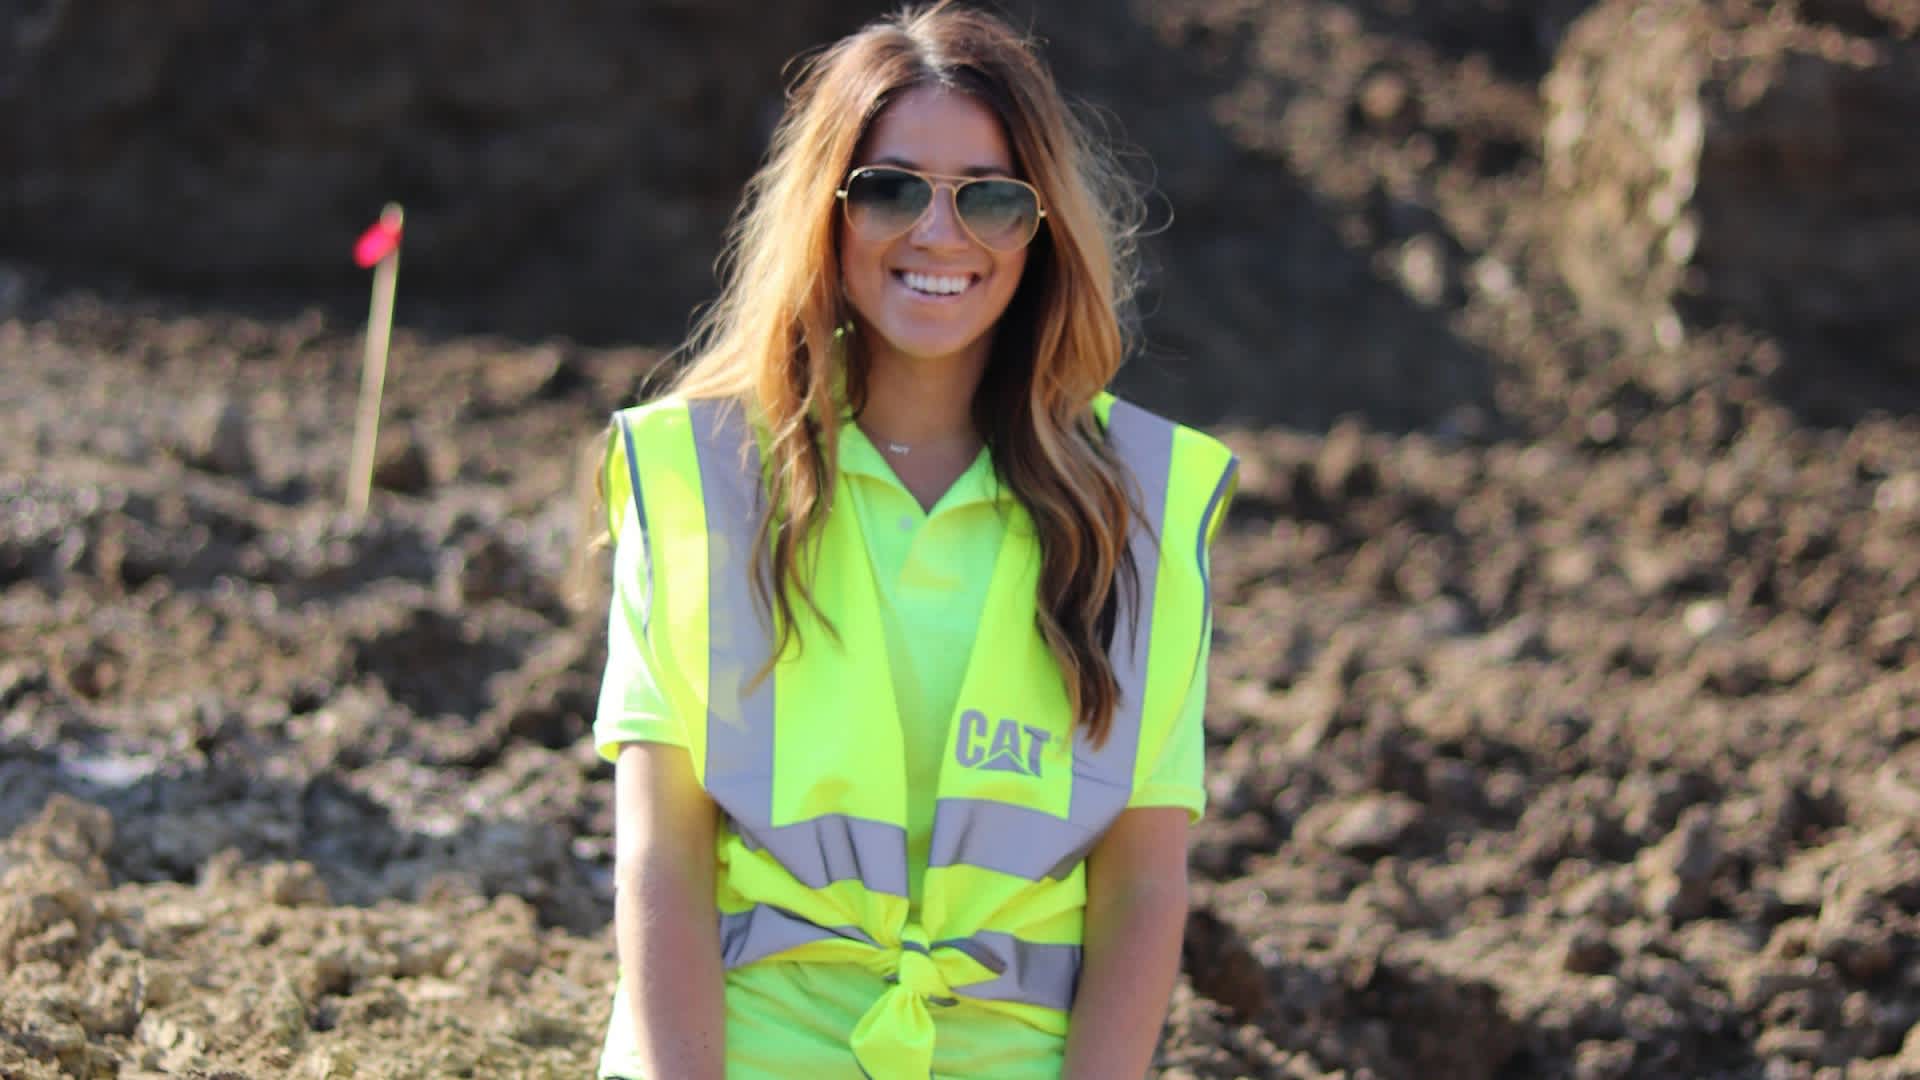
[
  {"left": 686, "top": 400, "right": 909, "bottom": 897},
  {"left": 927, "top": 399, "right": 1175, "bottom": 876},
  {"left": 935, "top": 930, "right": 1081, "bottom": 1012},
  {"left": 1194, "top": 456, "right": 1237, "bottom": 669},
  {"left": 717, "top": 905, "right": 1079, "bottom": 1012},
  {"left": 615, "top": 414, "right": 653, "bottom": 633},
  {"left": 926, "top": 797, "right": 1087, "bottom": 881},
  {"left": 747, "top": 814, "right": 910, "bottom": 896},
  {"left": 1074, "top": 397, "right": 1173, "bottom": 831},
  {"left": 689, "top": 400, "right": 777, "bottom": 825},
  {"left": 719, "top": 904, "right": 879, "bottom": 969}
]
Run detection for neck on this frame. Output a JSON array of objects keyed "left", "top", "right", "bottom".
[{"left": 852, "top": 332, "right": 991, "bottom": 452}]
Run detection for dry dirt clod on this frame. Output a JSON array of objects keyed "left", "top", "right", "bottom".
[
  {"left": 1572, "top": 1038, "right": 1637, "bottom": 1080},
  {"left": 371, "top": 423, "right": 439, "bottom": 495},
  {"left": 1635, "top": 806, "right": 1726, "bottom": 923},
  {"left": 1561, "top": 923, "right": 1621, "bottom": 975},
  {"left": 177, "top": 393, "right": 255, "bottom": 476},
  {"left": 1183, "top": 905, "right": 1270, "bottom": 1020},
  {"left": 1309, "top": 794, "right": 1426, "bottom": 859}
]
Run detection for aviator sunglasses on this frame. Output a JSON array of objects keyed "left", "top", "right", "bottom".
[{"left": 836, "top": 166, "right": 1046, "bottom": 253}]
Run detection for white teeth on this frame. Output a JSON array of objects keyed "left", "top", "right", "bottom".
[{"left": 901, "top": 271, "right": 971, "bottom": 296}]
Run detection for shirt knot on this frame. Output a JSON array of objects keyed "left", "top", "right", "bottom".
[{"left": 894, "top": 944, "right": 955, "bottom": 1005}]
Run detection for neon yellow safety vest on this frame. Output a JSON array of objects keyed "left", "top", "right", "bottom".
[{"left": 607, "top": 393, "right": 1236, "bottom": 1079}]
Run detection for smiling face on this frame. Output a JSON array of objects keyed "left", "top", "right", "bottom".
[{"left": 838, "top": 85, "right": 1031, "bottom": 373}]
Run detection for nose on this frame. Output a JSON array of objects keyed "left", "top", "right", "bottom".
[{"left": 908, "top": 183, "right": 971, "bottom": 250}]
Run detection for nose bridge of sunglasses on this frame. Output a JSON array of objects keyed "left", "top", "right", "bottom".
[
  {"left": 908, "top": 178, "right": 969, "bottom": 238},
  {"left": 873, "top": 187, "right": 967, "bottom": 249}
]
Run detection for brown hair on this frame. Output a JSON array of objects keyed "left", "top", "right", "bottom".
[{"left": 630, "top": 2, "right": 1148, "bottom": 743}]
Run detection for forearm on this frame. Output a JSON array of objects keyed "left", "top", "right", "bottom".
[
  {"left": 615, "top": 853, "right": 726, "bottom": 1079},
  {"left": 1061, "top": 878, "right": 1190, "bottom": 1080},
  {"left": 610, "top": 742, "right": 726, "bottom": 1080}
]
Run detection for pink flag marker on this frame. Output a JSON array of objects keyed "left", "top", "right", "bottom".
[
  {"left": 346, "top": 203, "right": 405, "bottom": 517},
  {"left": 354, "top": 211, "right": 404, "bottom": 268}
]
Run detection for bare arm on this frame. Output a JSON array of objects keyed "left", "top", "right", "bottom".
[
  {"left": 614, "top": 740, "right": 726, "bottom": 1079},
  {"left": 1061, "top": 806, "right": 1192, "bottom": 1080}
]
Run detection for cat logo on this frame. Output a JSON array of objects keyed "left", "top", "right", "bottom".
[{"left": 953, "top": 709, "right": 1050, "bottom": 778}]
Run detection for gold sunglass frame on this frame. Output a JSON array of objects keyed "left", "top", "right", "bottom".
[{"left": 835, "top": 166, "right": 1047, "bottom": 253}]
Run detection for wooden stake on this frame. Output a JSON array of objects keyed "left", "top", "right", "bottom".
[{"left": 347, "top": 203, "right": 404, "bottom": 517}]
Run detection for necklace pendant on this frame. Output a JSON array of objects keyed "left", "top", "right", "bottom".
[{"left": 886, "top": 442, "right": 911, "bottom": 455}]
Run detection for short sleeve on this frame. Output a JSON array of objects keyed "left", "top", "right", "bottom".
[
  {"left": 592, "top": 474, "right": 685, "bottom": 761},
  {"left": 1127, "top": 462, "right": 1235, "bottom": 821},
  {"left": 1124, "top": 634, "right": 1209, "bottom": 821}
]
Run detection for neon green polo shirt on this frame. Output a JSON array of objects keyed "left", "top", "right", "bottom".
[{"left": 593, "top": 421, "right": 1211, "bottom": 1078}]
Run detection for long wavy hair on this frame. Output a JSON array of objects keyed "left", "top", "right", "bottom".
[{"left": 641, "top": 2, "right": 1148, "bottom": 743}]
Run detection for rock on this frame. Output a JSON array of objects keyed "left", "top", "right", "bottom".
[
  {"left": 1353, "top": 960, "right": 1520, "bottom": 1077},
  {"left": 177, "top": 393, "right": 254, "bottom": 475},
  {"left": 1305, "top": 794, "right": 1425, "bottom": 858},
  {"left": 1469, "top": 255, "right": 1516, "bottom": 301},
  {"left": 8, "top": 795, "right": 114, "bottom": 878},
  {"left": 0, "top": 659, "right": 50, "bottom": 710},
  {"left": 1314, "top": 421, "right": 1379, "bottom": 503},
  {"left": 1755, "top": 1026, "right": 1827, "bottom": 1062},
  {"left": 259, "top": 973, "right": 310, "bottom": 1045},
  {"left": 371, "top": 424, "right": 436, "bottom": 495},
  {"left": 1175, "top": 899, "right": 1267, "bottom": 1014},
  {"left": 79, "top": 951, "right": 146, "bottom": 1039},
  {"left": 1876, "top": 473, "right": 1920, "bottom": 516},
  {"left": 1395, "top": 234, "right": 1450, "bottom": 308},
  {"left": 1635, "top": 806, "right": 1723, "bottom": 922},
  {"left": 1814, "top": 882, "right": 1898, "bottom": 982},
  {"left": 260, "top": 861, "right": 331, "bottom": 908},
  {"left": 438, "top": 532, "right": 531, "bottom": 607},
  {"left": 1572, "top": 1039, "right": 1637, "bottom": 1080},
  {"left": 1683, "top": 599, "right": 1731, "bottom": 638},
  {"left": 1561, "top": 924, "right": 1620, "bottom": 975},
  {"left": 1424, "top": 758, "right": 1485, "bottom": 816},
  {"left": 1732, "top": 963, "right": 1828, "bottom": 1014},
  {"left": 1354, "top": 67, "right": 1419, "bottom": 133},
  {"left": 0, "top": 860, "right": 101, "bottom": 968},
  {"left": 480, "top": 343, "right": 575, "bottom": 407},
  {"left": 1188, "top": 813, "right": 1274, "bottom": 880}
]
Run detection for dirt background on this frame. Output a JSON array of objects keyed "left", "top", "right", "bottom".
[{"left": 4, "top": 0, "right": 1919, "bottom": 1077}]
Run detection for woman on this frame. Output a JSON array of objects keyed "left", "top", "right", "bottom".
[{"left": 591, "top": 5, "right": 1236, "bottom": 1077}]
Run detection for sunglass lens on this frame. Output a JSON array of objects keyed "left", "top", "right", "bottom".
[
  {"left": 956, "top": 180, "right": 1040, "bottom": 250},
  {"left": 844, "top": 169, "right": 932, "bottom": 238}
]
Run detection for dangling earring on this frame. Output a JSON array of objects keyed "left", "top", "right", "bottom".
[{"left": 832, "top": 278, "right": 856, "bottom": 342}]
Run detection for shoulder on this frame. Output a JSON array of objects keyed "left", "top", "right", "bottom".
[
  {"left": 605, "top": 395, "right": 764, "bottom": 537},
  {"left": 1094, "top": 392, "right": 1238, "bottom": 491},
  {"left": 603, "top": 396, "right": 699, "bottom": 538},
  {"left": 612, "top": 394, "right": 762, "bottom": 454},
  {"left": 611, "top": 394, "right": 694, "bottom": 441}
]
